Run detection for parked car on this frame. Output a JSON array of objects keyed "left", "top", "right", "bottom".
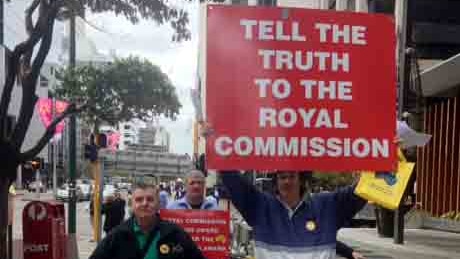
[
  {"left": 76, "top": 179, "right": 92, "bottom": 201},
  {"left": 56, "top": 184, "right": 84, "bottom": 202},
  {"left": 103, "top": 184, "right": 116, "bottom": 200},
  {"left": 27, "top": 181, "right": 46, "bottom": 193},
  {"left": 117, "top": 182, "right": 132, "bottom": 190}
]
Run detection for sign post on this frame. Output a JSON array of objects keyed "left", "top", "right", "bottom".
[{"left": 206, "top": 5, "right": 397, "bottom": 172}]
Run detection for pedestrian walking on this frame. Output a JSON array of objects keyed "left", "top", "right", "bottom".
[
  {"left": 101, "top": 191, "right": 125, "bottom": 234},
  {"left": 174, "top": 178, "right": 186, "bottom": 201},
  {"left": 159, "top": 184, "right": 170, "bottom": 209}
]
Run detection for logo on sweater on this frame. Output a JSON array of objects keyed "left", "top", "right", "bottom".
[
  {"left": 305, "top": 220, "right": 317, "bottom": 232},
  {"left": 159, "top": 244, "right": 170, "bottom": 254}
]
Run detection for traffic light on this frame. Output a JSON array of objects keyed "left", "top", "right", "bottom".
[
  {"left": 84, "top": 144, "right": 98, "bottom": 162},
  {"left": 89, "top": 133, "right": 108, "bottom": 148},
  {"left": 30, "top": 158, "right": 43, "bottom": 171}
]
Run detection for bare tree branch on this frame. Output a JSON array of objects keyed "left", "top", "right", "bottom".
[
  {"left": 0, "top": 0, "right": 53, "bottom": 135},
  {"left": 22, "top": 0, "right": 42, "bottom": 74},
  {"left": 12, "top": 2, "right": 60, "bottom": 148},
  {"left": 0, "top": 52, "right": 20, "bottom": 140},
  {"left": 30, "top": 3, "right": 57, "bottom": 81},
  {"left": 19, "top": 103, "right": 84, "bottom": 162}
]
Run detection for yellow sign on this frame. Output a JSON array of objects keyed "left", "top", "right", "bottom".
[
  {"left": 355, "top": 149, "right": 415, "bottom": 210},
  {"left": 159, "top": 244, "right": 170, "bottom": 254}
]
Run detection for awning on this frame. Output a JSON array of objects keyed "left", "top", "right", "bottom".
[{"left": 420, "top": 53, "right": 460, "bottom": 97}]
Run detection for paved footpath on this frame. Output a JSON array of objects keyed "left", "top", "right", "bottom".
[
  {"left": 338, "top": 228, "right": 460, "bottom": 259},
  {"left": 12, "top": 192, "right": 97, "bottom": 259},
  {"left": 13, "top": 193, "right": 460, "bottom": 259}
]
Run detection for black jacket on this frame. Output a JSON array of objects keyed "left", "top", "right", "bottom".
[
  {"left": 89, "top": 217, "right": 206, "bottom": 259},
  {"left": 102, "top": 199, "right": 126, "bottom": 232}
]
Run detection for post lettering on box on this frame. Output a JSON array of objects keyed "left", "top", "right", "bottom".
[
  {"left": 206, "top": 5, "right": 397, "bottom": 172},
  {"left": 24, "top": 244, "right": 49, "bottom": 253}
]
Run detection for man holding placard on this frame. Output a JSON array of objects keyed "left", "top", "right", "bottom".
[
  {"left": 163, "top": 170, "right": 231, "bottom": 259},
  {"left": 220, "top": 170, "right": 365, "bottom": 259},
  {"left": 204, "top": 4, "right": 400, "bottom": 259},
  {"left": 167, "top": 170, "right": 219, "bottom": 210}
]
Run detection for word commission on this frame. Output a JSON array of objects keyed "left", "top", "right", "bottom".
[{"left": 214, "top": 136, "right": 389, "bottom": 158}]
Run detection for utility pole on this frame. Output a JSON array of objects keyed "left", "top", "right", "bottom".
[
  {"left": 52, "top": 96, "right": 57, "bottom": 197},
  {"left": 0, "top": 0, "right": 3, "bottom": 46},
  {"left": 67, "top": 11, "right": 79, "bottom": 259},
  {"left": 394, "top": 0, "right": 409, "bottom": 245}
]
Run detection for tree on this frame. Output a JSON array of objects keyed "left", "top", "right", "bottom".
[
  {"left": 312, "top": 172, "right": 355, "bottom": 191},
  {"left": 0, "top": 0, "right": 206, "bottom": 257},
  {"left": 54, "top": 56, "right": 181, "bottom": 133}
]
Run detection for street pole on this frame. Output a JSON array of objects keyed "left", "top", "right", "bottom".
[
  {"left": 394, "top": 0, "right": 409, "bottom": 245},
  {"left": 92, "top": 160, "right": 103, "bottom": 243},
  {"left": 67, "top": 11, "right": 79, "bottom": 259},
  {"left": 35, "top": 169, "right": 40, "bottom": 199},
  {"left": 396, "top": 0, "right": 408, "bottom": 118},
  {"left": 52, "top": 97, "right": 57, "bottom": 197},
  {"left": 0, "top": 0, "right": 3, "bottom": 46}
]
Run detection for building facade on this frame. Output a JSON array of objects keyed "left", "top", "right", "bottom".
[{"left": 118, "top": 121, "right": 140, "bottom": 150}]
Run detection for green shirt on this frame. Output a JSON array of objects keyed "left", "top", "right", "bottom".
[{"left": 133, "top": 221, "right": 160, "bottom": 259}]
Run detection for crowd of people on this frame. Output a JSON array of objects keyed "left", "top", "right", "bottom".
[{"left": 87, "top": 167, "right": 367, "bottom": 259}]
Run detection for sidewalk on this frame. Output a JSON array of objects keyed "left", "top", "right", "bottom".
[{"left": 338, "top": 228, "right": 460, "bottom": 259}]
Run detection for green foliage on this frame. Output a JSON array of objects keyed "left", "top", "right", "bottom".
[
  {"left": 54, "top": 56, "right": 181, "bottom": 127},
  {"left": 66, "top": 0, "right": 199, "bottom": 42},
  {"left": 312, "top": 172, "right": 355, "bottom": 190},
  {"left": 3, "top": 0, "right": 225, "bottom": 42}
]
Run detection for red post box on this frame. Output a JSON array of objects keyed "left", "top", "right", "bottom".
[{"left": 23, "top": 201, "right": 67, "bottom": 259}]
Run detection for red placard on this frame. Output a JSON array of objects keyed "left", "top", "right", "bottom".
[
  {"left": 206, "top": 5, "right": 397, "bottom": 172},
  {"left": 160, "top": 210, "right": 230, "bottom": 259}
]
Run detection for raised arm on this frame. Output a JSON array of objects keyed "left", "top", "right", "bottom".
[
  {"left": 221, "top": 171, "right": 268, "bottom": 226},
  {"left": 334, "top": 184, "right": 367, "bottom": 229}
]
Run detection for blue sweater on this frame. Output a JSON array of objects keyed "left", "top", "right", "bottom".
[
  {"left": 166, "top": 196, "right": 220, "bottom": 210},
  {"left": 222, "top": 172, "right": 365, "bottom": 259}
]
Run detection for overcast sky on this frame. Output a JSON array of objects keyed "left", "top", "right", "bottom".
[
  {"left": 85, "top": 3, "right": 200, "bottom": 155},
  {"left": 5, "top": 1, "right": 201, "bottom": 155}
]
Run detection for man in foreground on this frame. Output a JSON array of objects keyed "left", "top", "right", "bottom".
[
  {"left": 167, "top": 170, "right": 219, "bottom": 210},
  {"left": 89, "top": 183, "right": 205, "bottom": 259}
]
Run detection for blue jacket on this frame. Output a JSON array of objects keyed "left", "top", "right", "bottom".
[
  {"left": 166, "top": 196, "right": 220, "bottom": 210},
  {"left": 222, "top": 171, "right": 366, "bottom": 259}
]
